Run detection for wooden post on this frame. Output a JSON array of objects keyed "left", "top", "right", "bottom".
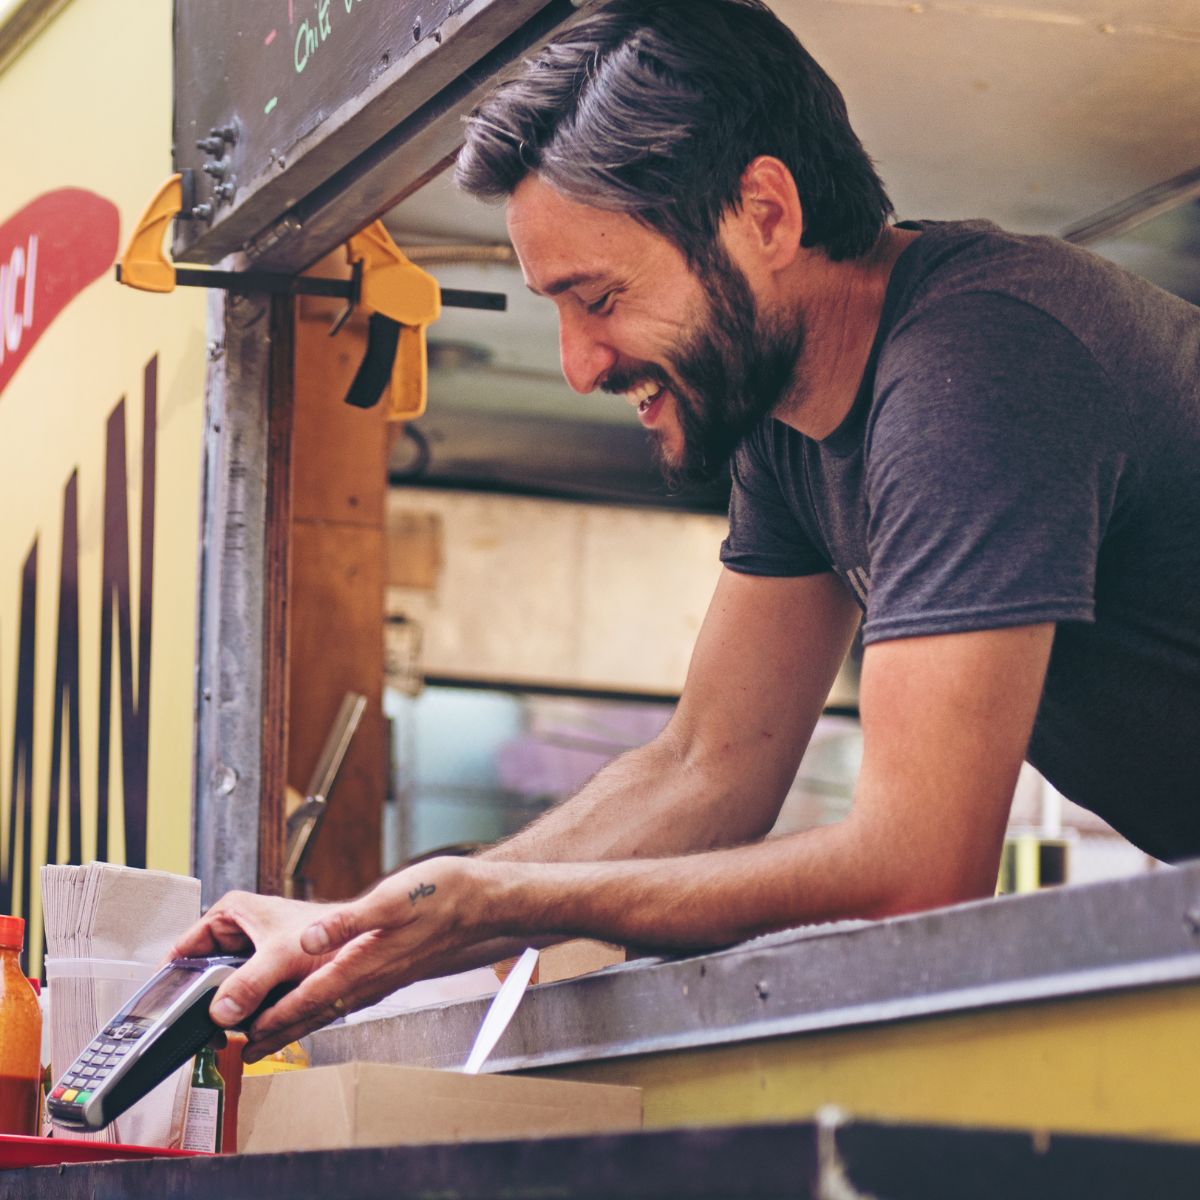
[{"left": 284, "top": 300, "right": 387, "bottom": 901}]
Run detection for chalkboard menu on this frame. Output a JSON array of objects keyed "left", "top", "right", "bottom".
[{"left": 172, "top": 0, "right": 561, "bottom": 264}]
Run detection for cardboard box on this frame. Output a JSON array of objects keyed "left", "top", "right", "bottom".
[
  {"left": 537, "top": 940, "right": 627, "bottom": 984},
  {"left": 494, "top": 940, "right": 627, "bottom": 986},
  {"left": 238, "top": 1062, "right": 641, "bottom": 1154}
]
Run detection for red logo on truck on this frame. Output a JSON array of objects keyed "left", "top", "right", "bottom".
[{"left": 0, "top": 188, "right": 120, "bottom": 398}]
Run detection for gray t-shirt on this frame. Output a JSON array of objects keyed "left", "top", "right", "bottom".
[{"left": 720, "top": 220, "right": 1200, "bottom": 860}]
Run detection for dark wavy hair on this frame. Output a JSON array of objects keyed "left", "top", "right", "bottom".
[{"left": 456, "top": 0, "right": 893, "bottom": 270}]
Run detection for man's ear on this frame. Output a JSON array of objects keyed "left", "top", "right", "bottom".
[{"left": 735, "top": 156, "right": 803, "bottom": 271}]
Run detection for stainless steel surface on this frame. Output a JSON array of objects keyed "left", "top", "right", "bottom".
[
  {"left": 306, "top": 862, "right": 1200, "bottom": 1072},
  {"left": 192, "top": 289, "right": 273, "bottom": 905}
]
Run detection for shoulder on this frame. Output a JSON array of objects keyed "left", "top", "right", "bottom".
[
  {"left": 895, "top": 220, "right": 1110, "bottom": 300},
  {"left": 872, "top": 290, "right": 1118, "bottom": 444},
  {"left": 863, "top": 291, "right": 1134, "bottom": 518}
]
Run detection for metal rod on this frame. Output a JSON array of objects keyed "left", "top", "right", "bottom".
[
  {"left": 174, "top": 267, "right": 350, "bottom": 296},
  {"left": 440, "top": 287, "right": 508, "bottom": 311},
  {"left": 1061, "top": 165, "right": 1200, "bottom": 246},
  {"left": 306, "top": 692, "right": 368, "bottom": 801},
  {"left": 116, "top": 265, "right": 507, "bottom": 310}
]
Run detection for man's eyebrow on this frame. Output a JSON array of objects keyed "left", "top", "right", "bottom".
[{"left": 525, "top": 272, "right": 610, "bottom": 298}]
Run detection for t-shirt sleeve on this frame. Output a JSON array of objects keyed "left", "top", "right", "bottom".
[
  {"left": 861, "top": 292, "right": 1134, "bottom": 644},
  {"left": 720, "top": 424, "right": 830, "bottom": 577}
]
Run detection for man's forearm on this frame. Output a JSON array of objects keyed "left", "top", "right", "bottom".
[
  {"left": 481, "top": 572, "right": 855, "bottom": 869},
  {"left": 481, "top": 730, "right": 781, "bottom": 865},
  {"left": 474, "top": 812, "right": 961, "bottom": 951}
]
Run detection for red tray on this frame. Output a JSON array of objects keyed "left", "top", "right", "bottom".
[{"left": 0, "top": 1133, "right": 205, "bottom": 1170}]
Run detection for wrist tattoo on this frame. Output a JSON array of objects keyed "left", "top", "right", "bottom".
[{"left": 408, "top": 883, "right": 436, "bottom": 906}]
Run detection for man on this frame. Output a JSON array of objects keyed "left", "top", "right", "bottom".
[{"left": 173, "top": 0, "right": 1200, "bottom": 1061}]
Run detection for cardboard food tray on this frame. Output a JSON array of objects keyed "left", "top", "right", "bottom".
[{"left": 238, "top": 1062, "right": 642, "bottom": 1155}]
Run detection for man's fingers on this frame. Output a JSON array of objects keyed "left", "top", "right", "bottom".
[
  {"left": 209, "top": 952, "right": 291, "bottom": 1029},
  {"left": 242, "top": 946, "right": 409, "bottom": 1059},
  {"left": 300, "top": 898, "right": 377, "bottom": 956},
  {"left": 246, "top": 959, "right": 348, "bottom": 1040},
  {"left": 167, "top": 920, "right": 225, "bottom": 961},
  {"left": 242, "top": 1021, "right": 309, "bottom": 1064},
  {"left": 169, "top": 898, "right": 258, "bottom": 961},
  {"left": 242, "top": 1008, "right": 328, "bottom": 1063}
]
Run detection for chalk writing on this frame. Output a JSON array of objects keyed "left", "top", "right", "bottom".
[
  {"left": 290, "top": 0, "right": 367, "bottom": 76},
  {"left": 293, "top": 0, "right": 331, "bottom": 73}
]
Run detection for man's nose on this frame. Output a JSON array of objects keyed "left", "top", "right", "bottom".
[{"left": 558, "top": 308, "right": 616, "bottom": 395}]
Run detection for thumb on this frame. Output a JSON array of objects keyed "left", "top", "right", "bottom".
[{"left": 210, "top": 955, "right": 285, "bottom": 1029}]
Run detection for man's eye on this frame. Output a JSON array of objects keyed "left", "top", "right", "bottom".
[{"left": 586, "top": 291, "right": 616, "bottom": 316}]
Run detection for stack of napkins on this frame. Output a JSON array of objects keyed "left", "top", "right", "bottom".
[{"left": 40, "top": 863, "right": 201, "bottom": 1147}]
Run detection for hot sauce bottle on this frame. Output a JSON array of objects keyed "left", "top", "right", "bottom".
[{"left": 0, "top": 915, "right": 42, "bottom": 1135}]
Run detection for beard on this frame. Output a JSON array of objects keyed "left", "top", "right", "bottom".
[{"left": 604, "top": 247, "right": 805, "bottom": 489}]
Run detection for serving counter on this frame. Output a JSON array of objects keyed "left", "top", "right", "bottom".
[
  {"left": 7, "top": 862, "right": 1200, "bottom": 1196},
  {"left": 304, "top": 860, "right": 1200, "bottom": 1140}
]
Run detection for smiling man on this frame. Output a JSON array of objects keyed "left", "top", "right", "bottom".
[{"left": 174, "top": 0, "right": 1200, "bottom": 1060}]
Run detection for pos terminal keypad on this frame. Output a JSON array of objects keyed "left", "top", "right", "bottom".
[{"left": 47, "top": 959, "right": 245, "bottom": 1131}]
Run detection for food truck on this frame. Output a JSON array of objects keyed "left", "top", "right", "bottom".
[
  {"left": 0, "top": 0, "right": 205, "bottom": 968},
  {"left": 2, "top": 0, "right": 1199, "bottom": 1193}
]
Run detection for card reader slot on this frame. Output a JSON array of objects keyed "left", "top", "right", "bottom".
[{"left": 46, "top": 1099, "right": 89, "bottom": 1128}]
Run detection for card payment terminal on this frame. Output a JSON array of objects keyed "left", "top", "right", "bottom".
[{"left": 47, "top": 956, "right": 252, "bottom": 1132}]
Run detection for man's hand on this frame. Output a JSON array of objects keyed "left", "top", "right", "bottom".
[
  {"left": 236, "top": 856, "right": 506, "bottom": 1061},
  {"left": 167, "top": 892, "right": 336, "bottom": 1034},
  {"left": 170, "top": 858, "right": 511, "bottom": 1062}
]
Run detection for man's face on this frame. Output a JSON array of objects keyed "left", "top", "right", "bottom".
[{"left": 506, "top": 176, "right": 802, "bottom": 484}]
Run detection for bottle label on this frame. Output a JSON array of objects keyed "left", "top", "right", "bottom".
[{"left": 181, "top": 1086, "right": 221, "bottom": 1153}]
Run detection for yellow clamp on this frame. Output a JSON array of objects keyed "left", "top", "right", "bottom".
[
  {"left": 119, "top": 175, "right": 184, "bottom": 293},
  {"left": 346, "top": 221, "right": 441, "bottom": 422},
  {"left": 117, "top": 177, "right": 441, "bottom": 420}
]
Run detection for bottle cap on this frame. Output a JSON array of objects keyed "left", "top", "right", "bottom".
[{"left": 0, "top": 915, "right": 25, "bottom": 950}]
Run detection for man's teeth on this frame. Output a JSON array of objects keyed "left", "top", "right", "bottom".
[{"left": 625, "top": 381, "right": 663, "bottom": 411}]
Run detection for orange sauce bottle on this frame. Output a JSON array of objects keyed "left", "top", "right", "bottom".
[{"left": 0, "top": 915, "right": 41, "bottom": 1135}]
